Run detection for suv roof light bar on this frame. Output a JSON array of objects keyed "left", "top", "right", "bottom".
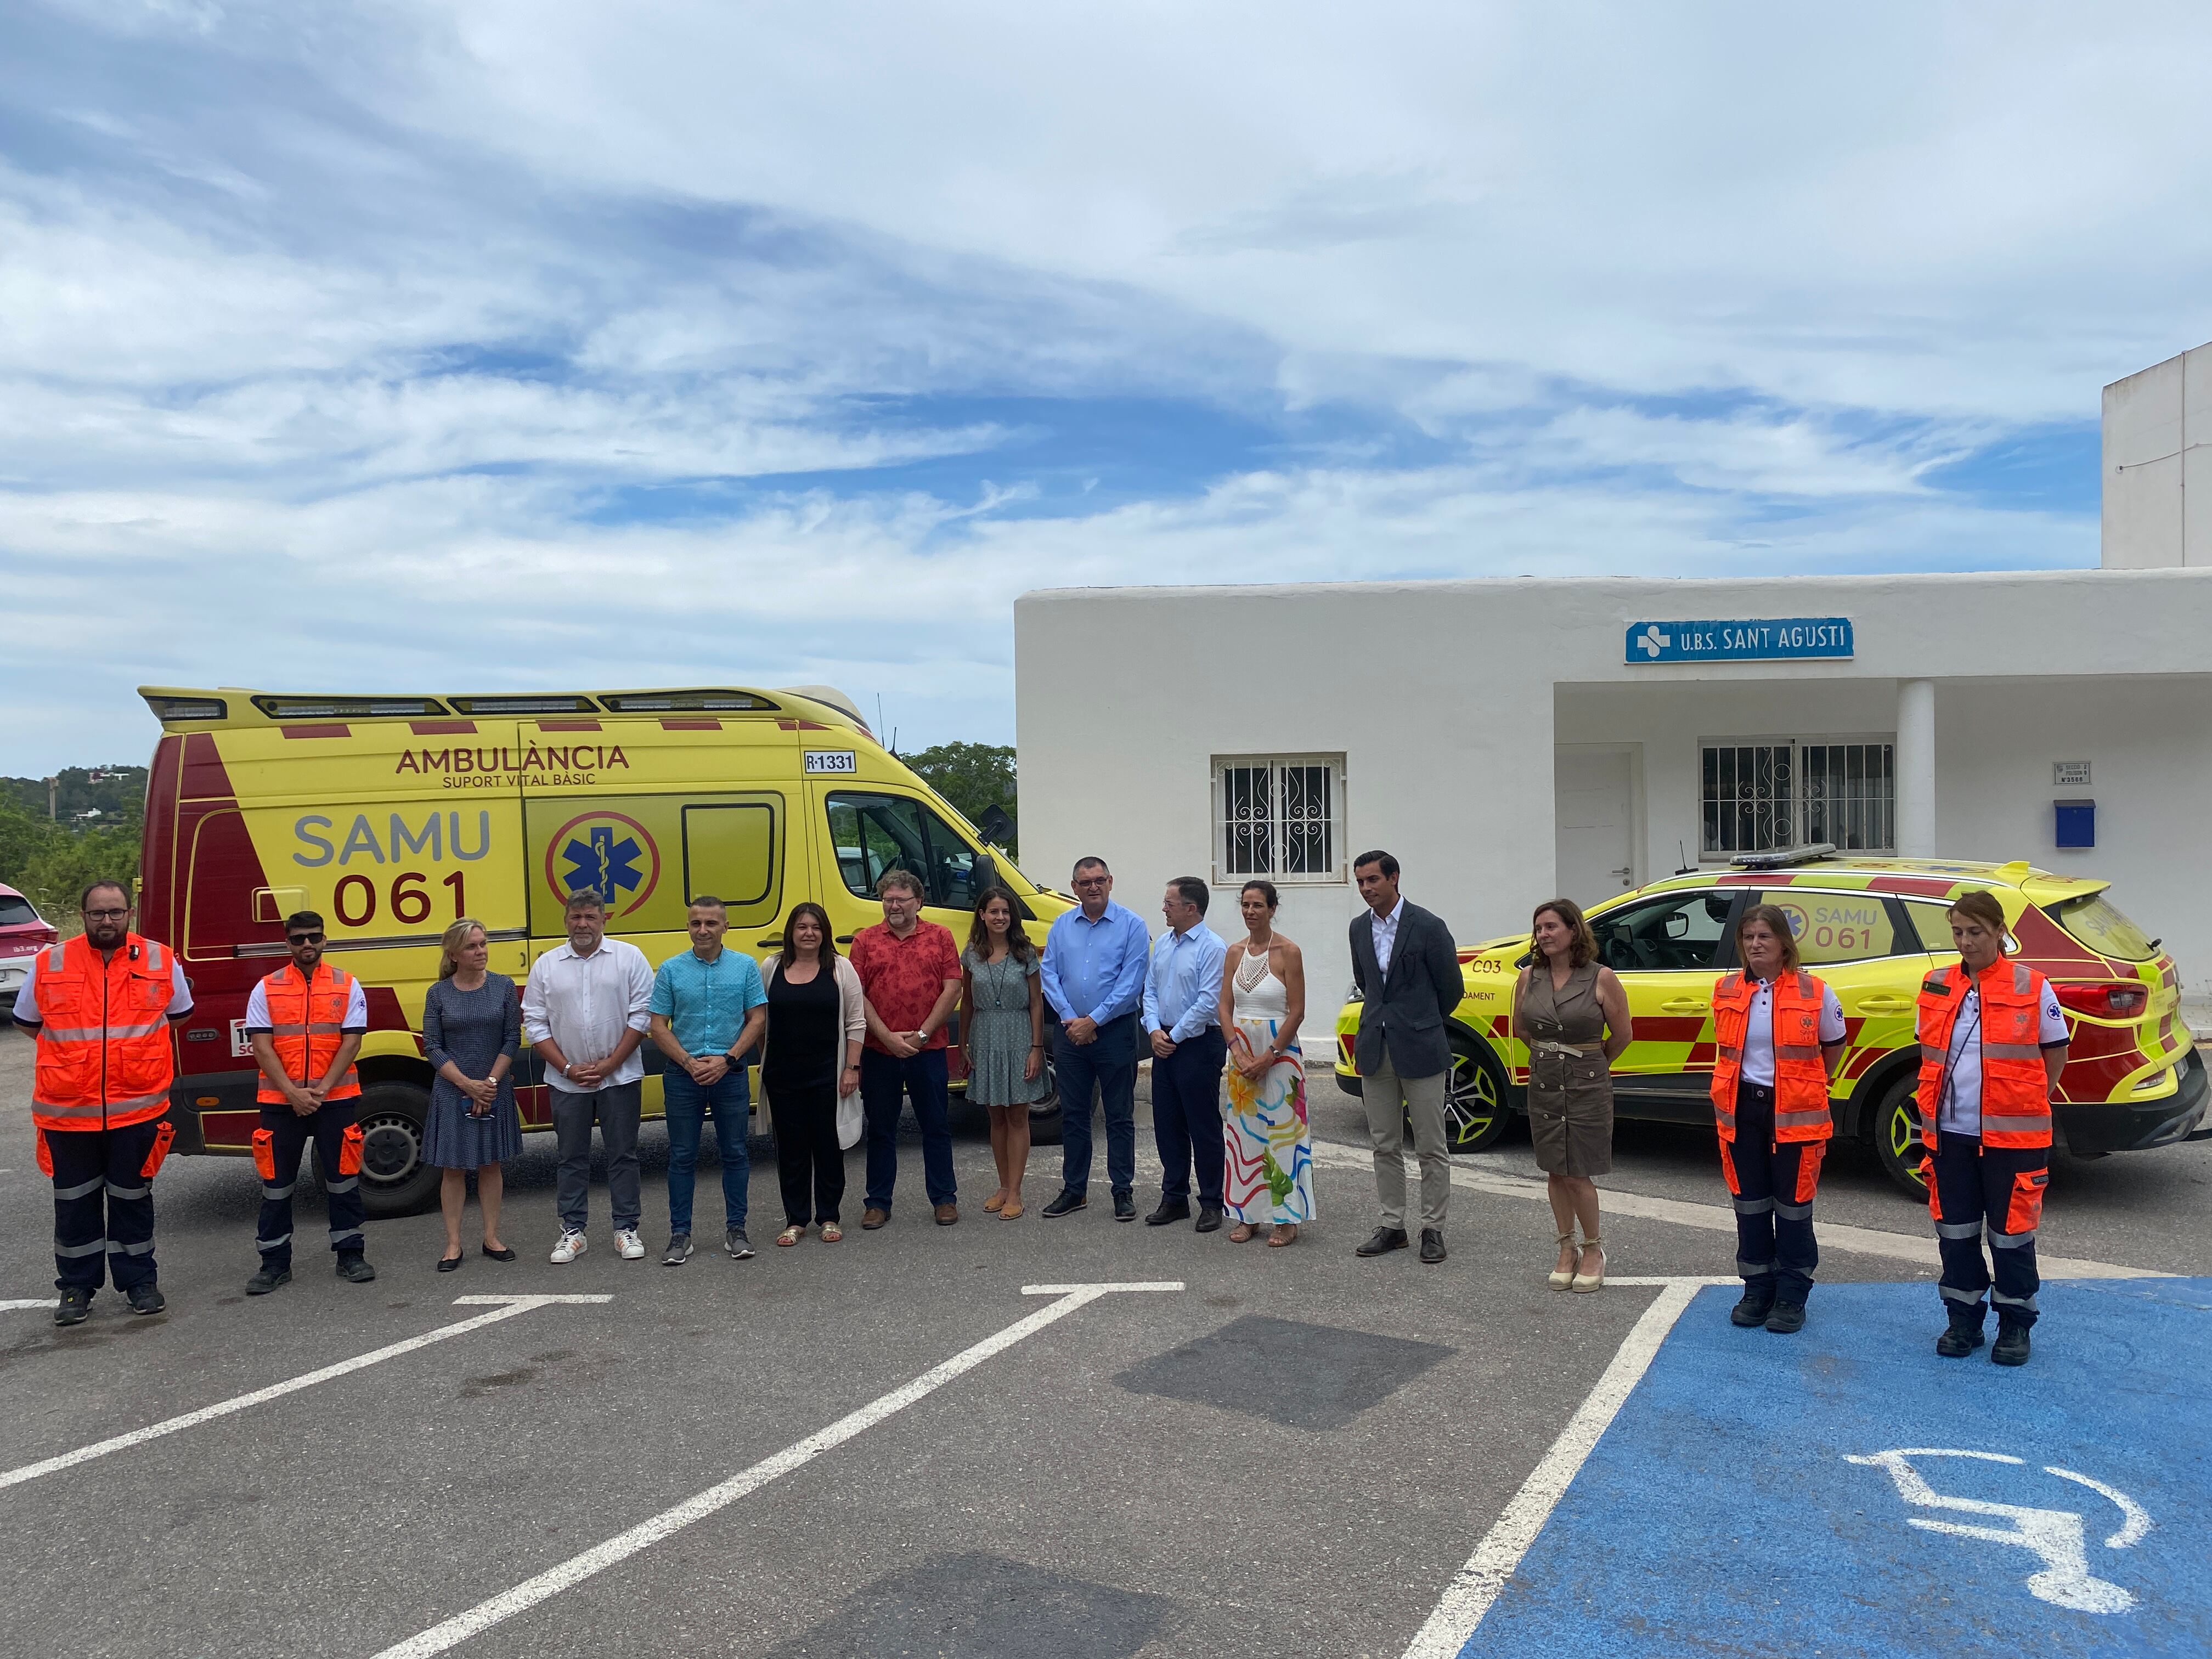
[{"left": 1727, "top": 843, "right": 1838, "bottom": 871}]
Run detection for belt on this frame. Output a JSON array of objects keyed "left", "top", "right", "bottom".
[{"left": 1531, "top": 1040, "right": 1601, "bottom": 1059}]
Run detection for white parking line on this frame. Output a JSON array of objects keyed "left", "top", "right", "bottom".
[
  {"left": 1401, "top": 1276, "right": 1720, "bottom": 1659},
  {"left": 1307, "top": 1141, "right": 2162, "bottom": 1279},
  {"left": 0, "top": 1300, "right": 51, "bottom": 1312},
  {"left": 371, "top": 1280, "right": 1184, "bottom": 1659},
  {"left": 0, "top": 1294, "right": 611, "bottom": 1493}
]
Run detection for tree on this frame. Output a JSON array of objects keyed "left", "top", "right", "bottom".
[{"left": 903, "top": 742, "right": 1018, "bottom": 854}]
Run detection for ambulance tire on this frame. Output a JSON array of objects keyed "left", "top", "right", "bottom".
[
  {"left": 1407, "top": 1034, "right": 1514, "bottom": 1154},
  {"left": 1871, "top": 1073, "right": 1931, "bottom": 1200},
  {"left": 351, "top": 1080, "right": 442, "bottom": 1219}
]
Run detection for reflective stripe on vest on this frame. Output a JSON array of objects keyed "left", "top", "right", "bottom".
[
  {"left": 255, "top": 962, "right": 363, "bottom": 1103},
  {"left": 30, "top": 934, "right": 178, "bottom": 1132}
]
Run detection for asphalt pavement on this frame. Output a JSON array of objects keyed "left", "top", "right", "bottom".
[{"left": 2, "top": 1028, "right": 2206, "bottom": 1658}]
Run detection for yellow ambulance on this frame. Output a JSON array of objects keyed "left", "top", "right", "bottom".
[{"left": 135, "top": 684, "right": 1067, "bottom": 1215}]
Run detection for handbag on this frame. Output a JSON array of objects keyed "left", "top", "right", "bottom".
[{"left": 836, "top": 1086, "right": 864, "bottom": 1150}]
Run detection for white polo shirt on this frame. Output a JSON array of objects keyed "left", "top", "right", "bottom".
[
  {"left": 1739, "top": 978, "right": 1847, "bottom": 1086},
  {"left": 1936, "top": 983, "right": 2069, "bottom": 1136}
]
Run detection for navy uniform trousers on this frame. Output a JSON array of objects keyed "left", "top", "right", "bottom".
[
  {"left": 1928, "top": 1130, "right": 2045, "bottom": 1331},
  {"left": 257, "top": 1098, "right": 367, "bottom": 1270},
  {"left": 1720, "top": 1082, "right": 1824, "bottom": 1305},
  {"left": 48, "top": 1120, "right": 163, "bottom": 1293}
]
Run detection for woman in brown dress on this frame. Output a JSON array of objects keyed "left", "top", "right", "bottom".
[{"left": 1514, "top": 898, "right": 1631, "bottom": 1292}]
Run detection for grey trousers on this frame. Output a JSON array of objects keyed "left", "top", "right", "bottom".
[
  {"left": 552, "top": 1081, "right": 642, "bottom": 1233},
  {"left": 1362, "top": 1053, "right": 1451, "bottom": 1230}
]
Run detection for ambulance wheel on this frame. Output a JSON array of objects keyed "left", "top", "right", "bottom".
[
  {"left": 1407, "top": 1034, "right": 1513, "bottom": 1154},
  {"left": 1026, "top": 1050, "right": 1064, "bottom": 1146},
  {"left": 354, "top": 1081, "right": 441, "bottom": 1219},
  {"left": 1872, "top": 1074, "right": 1931, "bottom": 1200}
]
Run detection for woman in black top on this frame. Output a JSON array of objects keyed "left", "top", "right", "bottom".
[{"left": 761, "top": 901, "right": 865, "bottom": 1245}]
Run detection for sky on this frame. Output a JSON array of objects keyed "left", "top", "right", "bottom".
[{"left": 6, "top": 1, "right": 2212, "bottom": 773}]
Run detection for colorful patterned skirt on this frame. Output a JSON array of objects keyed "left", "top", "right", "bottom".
[{"left": 1222, "top": 1017, "right": 1315, "bottom": 1224}]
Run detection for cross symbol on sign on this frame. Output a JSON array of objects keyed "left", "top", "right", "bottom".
[{"left": 1637, "top": 625, "right": 1673, "bottom": 658}]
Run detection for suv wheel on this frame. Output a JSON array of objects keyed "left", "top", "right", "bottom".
[
  {"left": 1871, "top": 1073, "right": 1931, "bottom": 1199},
  {"left": 1405, "top": 1032, "right": 1514, "bottom": 1154}
]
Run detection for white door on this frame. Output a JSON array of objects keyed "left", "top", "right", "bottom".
[{"left": 1555, "top": 748, "right": 1637, "bottom": 905}]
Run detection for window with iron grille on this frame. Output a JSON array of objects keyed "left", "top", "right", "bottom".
[
  {"left": 1701, "top": 736, "right": 1894, "bottom": 857},
  {"left": 1214, "top": 756, "right": 1344, "bottom": 883}
]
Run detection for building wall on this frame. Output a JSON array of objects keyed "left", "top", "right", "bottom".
[
  {"left": 1017, "top": 569, "right": 2212, "bottom": 1011},
  {"left": 2103, "top": 341, "right": 2212, "bottom": 569}
]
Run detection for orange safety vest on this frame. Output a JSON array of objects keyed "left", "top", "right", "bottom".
[
  {"left": 1709, "top": 969, "right": 1834, "bottom": 1143},
  {"left": 30, "top": 934, "right": 179, "bottom": 1132},
  {"left": 1915, "top": 960, "right": 2054, "bottom": 1150},
  {"left": 255, "top": 961, "right": 364, "bottom": 1104}
]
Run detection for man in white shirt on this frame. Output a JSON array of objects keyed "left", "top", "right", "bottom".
[{"left": 523, "top": 889, "right": 654, "bottom": 1262}]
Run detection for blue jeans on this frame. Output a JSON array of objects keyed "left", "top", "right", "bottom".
[
  {"left": 860, "top": 1046, "right": 956, "bottom": 1211},
  {"left": 662, "top": 1068, "right": 751, "bottom": 1235},
  {"left": 1056, "top": 1012, "right": 1140, "bottom": 1198}
]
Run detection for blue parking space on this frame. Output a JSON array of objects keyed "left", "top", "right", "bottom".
[{"left": 1466, "top": 1279, "right": 2212, "bottom": 1659}]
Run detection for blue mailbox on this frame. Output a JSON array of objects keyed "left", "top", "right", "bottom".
[{"left": 2054, "top": 799, "right": 2095, "bottom": 849}]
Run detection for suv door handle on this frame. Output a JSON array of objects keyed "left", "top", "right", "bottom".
[
  {"left": 1856, "top": 995, "right": 1914, "bottom": 1014},
  {"left": 1661, "top": 998, "right": 1709, "bottom": 1014}
]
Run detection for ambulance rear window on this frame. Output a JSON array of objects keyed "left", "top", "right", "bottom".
[{"left": 2046, "top": 893, "right": 2158, "bottom": 962}]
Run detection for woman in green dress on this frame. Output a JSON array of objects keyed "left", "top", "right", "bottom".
[{"left": 960, "top": 885, "right": 1048, "bottom": 1220}]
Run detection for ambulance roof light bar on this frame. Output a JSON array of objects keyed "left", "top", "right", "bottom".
[
  {"left": 1727, "top": 843, "right": 1838, "bottom": 871},
  {"left": 445, "top": 694, "right": 600, "bottom": 714},
  {"left": 597, "top": 690, "right": 778, "bottom": 712},
  {"left": 250, "top": 694, "right": 449, "bottom": 719}
]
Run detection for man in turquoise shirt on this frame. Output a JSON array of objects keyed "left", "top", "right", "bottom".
[{"left": 648, "top": 896, "right": 769, "bottom": 1265}]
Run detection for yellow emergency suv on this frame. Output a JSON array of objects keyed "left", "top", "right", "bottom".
[
  {"left": 134, "top": 684, "right": 1069, "bottom": 1215},
  {"left": 1333, "top": 848, "right": 2205, "bottom": 1195}
]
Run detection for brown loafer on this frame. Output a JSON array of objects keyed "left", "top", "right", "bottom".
[
  {"left": 934, "top": 1203, "right": 960, "bottom": 1226},
  {"left": 861, "top": 1207, "right": 890, "bottom": 1230}
]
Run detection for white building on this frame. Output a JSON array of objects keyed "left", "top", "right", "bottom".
[{"left": 1015, "top": 346, "right": 2212, "bottom": 1009}]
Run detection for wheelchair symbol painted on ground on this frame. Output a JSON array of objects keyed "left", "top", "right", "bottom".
[{"left": 1846, "top": 1448, "right": 2153, "bottom": 1614}]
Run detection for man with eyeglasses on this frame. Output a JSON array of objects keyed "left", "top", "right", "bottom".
[
  {"left": 1038, "top": 856, "right": 1152, "bottom": 1221},
  {"left": 11, "top": 881, "right": 194, "bottom": 1325},
  {"left": 242, "top": 910, "right": 376, "bottom": 1293}
]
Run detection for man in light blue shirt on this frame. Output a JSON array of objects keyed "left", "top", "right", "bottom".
[
  {"left": 647, "top": 896, "right": 769, "bottom": 1265},
  {"left": 1039, "top": 856, "right": 1152, "bottom": 1221},
  {"left": 1142, "top": 876, "right": 1229, "bottom": 1230}
]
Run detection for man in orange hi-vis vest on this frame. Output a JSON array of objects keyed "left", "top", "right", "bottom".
[
  {"left": 1916, "top": 889, "right": 2068, "bottom": 1368},
  {"left": 10, "top": 879, "right": 194, "bottom": 1327},
  {"left": 244, "top": 910, "right": 376, "bottom": 1293}
]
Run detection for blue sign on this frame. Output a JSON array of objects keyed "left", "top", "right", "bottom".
[
  {"left": 1626, "top": 617, "right": 1853, "bottom": 663},
  {"left": 1460, "top": 1279, "right": 2212, "bottom": 1657}
]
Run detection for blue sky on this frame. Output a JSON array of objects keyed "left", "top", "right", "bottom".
[{"left": 5, "top": 2, "right": 2212, "bottom": 771}]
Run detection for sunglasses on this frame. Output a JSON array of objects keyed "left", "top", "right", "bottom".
[{"left": 288, "top": 932, "right": 325, "bottom": 945}]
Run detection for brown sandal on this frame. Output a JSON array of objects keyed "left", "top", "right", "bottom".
[
  {"left": 1000, "top": 1197, "right": 1024, "bottom": 1220},
  {"left": 776, "top": 1224, "right": 805, "bottom": 1248},
  {"left": 1228, "top": 1222, "right": 1257, "bottom": 1243},
  {"left": 1267, "top": 1224, "right": 1299, "bottom": 1248}
]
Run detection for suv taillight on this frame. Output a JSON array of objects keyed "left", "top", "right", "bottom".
[{"left": 2053, "top": 981, "right": 2150, "bottom": 1018}]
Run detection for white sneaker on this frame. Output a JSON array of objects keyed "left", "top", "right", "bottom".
[
  {"left": 550, "top": 1231, "right": 588, "bottom": 1264},
  {"left": 615, "top": 1228, "right": 646, "bottom": 1260}
]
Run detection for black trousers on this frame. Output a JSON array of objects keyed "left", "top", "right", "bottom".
[
  {"left": 48, "top": 1120, "right": 163, "bottom": 1293},
  {"left": 1151, "top": 1028, "right": 1229, "bottom": 1207},
  {"left": 772, "top": 1081, "right": 846, "bottom": 1226},
  {"left": 1929, "top": 1130, "right": 2046, "bottom": 1330},
  {"left": 1718, "top": 1083, "right": 1825, "bottom": 1304},
  {"left": 257, "top": 1099, "right": 367, "bottom": 1270}
]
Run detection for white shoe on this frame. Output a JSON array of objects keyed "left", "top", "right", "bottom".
[
  {"left": 616, "top": 1228, "right": 646, "bottom": 1260},
  {"left": 550, "top": 1231, "right": 587, "bottom": 1265}
]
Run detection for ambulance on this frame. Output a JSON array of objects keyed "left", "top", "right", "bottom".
[{"left": 134, "top": 684, "right": 1069, "bottom": 1216}]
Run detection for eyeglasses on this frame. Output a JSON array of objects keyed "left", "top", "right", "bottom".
[
  {"left": 82, "top": 907, "right": 130, "bottom": 921},
  {"left": 287, "top": 932, "right": 325, "bottom": 945}
]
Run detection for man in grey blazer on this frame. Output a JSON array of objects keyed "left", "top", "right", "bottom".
[{"left": 1347, "top": 849, "right": 1463, "bottom": 1263}]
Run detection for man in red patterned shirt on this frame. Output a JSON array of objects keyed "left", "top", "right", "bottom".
[{"left": 849, "top": 869, "right": 963, "bottom": 1228}]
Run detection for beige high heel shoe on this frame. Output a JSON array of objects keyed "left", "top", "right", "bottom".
[
  {"left": 1548, "top": 1232, "right": 1577, "bottom": 1291},
  {"left": 1571, "top": 1238, "right": 1606, "bottom": 1294}
]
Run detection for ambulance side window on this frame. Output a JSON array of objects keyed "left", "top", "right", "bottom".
[{"left": 825, "top": 793, "right": 982, "bottom": 911}]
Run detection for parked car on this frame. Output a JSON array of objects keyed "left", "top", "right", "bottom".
[
  {"left": 0, "top": 883, "right": 59, "bottom": 1006},
  {"left": 1334, "top": 848, "right": 2206, "bottom": 1196}
]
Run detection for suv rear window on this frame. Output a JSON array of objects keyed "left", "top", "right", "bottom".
[
  {"left": 2045, "top": 892, "right": 2159, "bottom": 962},
  {"left": 0, "top": 896, "right": 40, "bottom": 927}
]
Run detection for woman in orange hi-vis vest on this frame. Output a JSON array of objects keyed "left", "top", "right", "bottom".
[
  {"left": 1708, "top": 904, "right": 1846, "bottom": 1335},
  {"left": 1916, "top": 889, "right": 2068, "bottom": 1368}
]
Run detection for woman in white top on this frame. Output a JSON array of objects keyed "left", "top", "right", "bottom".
[{"left": 1215, "top": 880, "right": 1314, "bottom": 1246}]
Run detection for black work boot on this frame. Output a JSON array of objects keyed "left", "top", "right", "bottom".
[
  {"left": 1730, "top": 1284, "right": 1776, "bottom": 1327},
  {"left": 126, "top": 1283, "right": 167, "bottom": 1316},
  {"left": 1990, "top": 1323, "right": 2032, "bottom": 1367},
  {"left": 335, "top": 1252, "right": 377, "bottom": 1283},
  {"left": 1936, "top": 1308, "right": 1987, "bottom": 1358},
  {"left": 245, "top": 1266, "right": 291, "bottom": 1295},
  {"left": 1764, "top": 1300, "right": 1807, "bottom": 1335},
  {"left": 54, "top": 1287, "right": 92, "bottom": 1327}
]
